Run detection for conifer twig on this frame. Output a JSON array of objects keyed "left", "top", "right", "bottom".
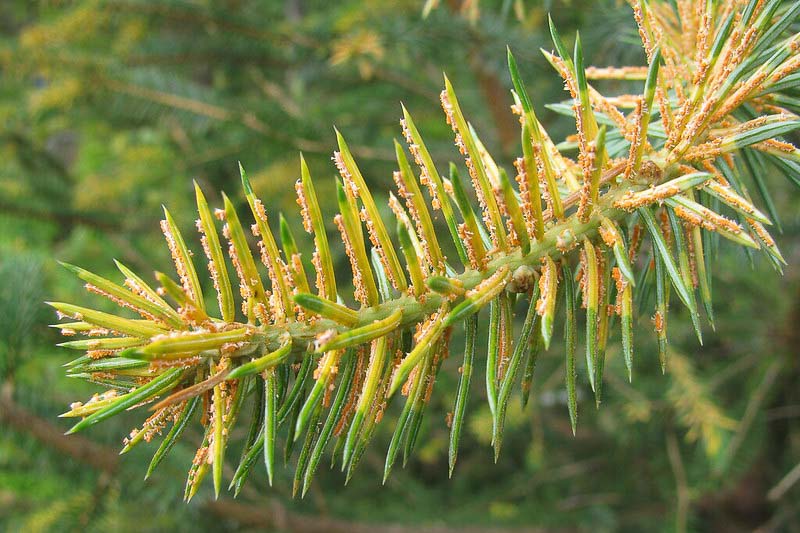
[{"left": 50, "top": 0, "right": 800, "bottom": 497}]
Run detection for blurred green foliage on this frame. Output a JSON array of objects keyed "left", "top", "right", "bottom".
[{"left": 1, "top": 1, "right": 799, "bottom": 531}]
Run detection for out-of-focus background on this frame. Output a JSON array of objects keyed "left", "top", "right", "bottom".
[{"left": 1, "top": 1, "right": 799, "bottom": 531}]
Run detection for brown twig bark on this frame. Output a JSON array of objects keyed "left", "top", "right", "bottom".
[
  {"left": 0, "top": 383, "right": 119, "bottom": 474},
  {"left": 204, "top": 498, "right": 550, "bottom": 533}
]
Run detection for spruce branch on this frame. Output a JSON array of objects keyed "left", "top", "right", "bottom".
[{"left": 49, "top": 0, "right": 800, "bottom": 499}]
